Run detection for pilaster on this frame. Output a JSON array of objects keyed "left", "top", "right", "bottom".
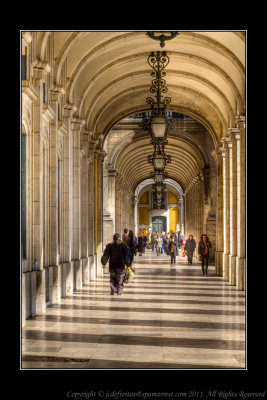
[
  {"left": 95, "top": 148, "right": 106, "bottom": 276},
  {"left": 212, "top": 149, "right": 224, "bottom": 276},
  {"left": 228, "top": 128, "right": 240, "bottom": 286},
  {"left": 235, "top": 115, "right": 246, "bottom": 291},
  {"left": 71, "top": 118, "right": 85, "bottom": 287},
  {"left": 220, "top": 137, "right": 231, "bottom": 282}
]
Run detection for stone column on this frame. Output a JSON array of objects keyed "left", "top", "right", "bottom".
[
  {"left": 62, "top": 104, "right": 76, "bottom": 296},
  {"left": 88, "top": 138, "right": 97, "bottom": 281},
  {"left": 235, "top": 116, "right": 246, "bottom": 290},
  {"left": 30, "top": 64, "right": 47, "bottom": 314},
  {"left": 71, "top": 118, "right": 85, "bottom": 290},
  {"left": 103, "top": 168, "right": 117, "bottom": 247},
  {"left": 80, "top": 132, "right": 91, "bottom": 284},
  {"left": 95, "top": 149, "right": 106, "bottom": 276},
  {"left": 134, "top": 196, "right": 139, "bottom": 235},
  {"left": 220, "top": 137, "right": 231, "bottom": 282},
  {"left": 180, "top": 197, "right": 185, "bottom": 234},
  {"left": 48, "top": 85, "right": 65, "bottom": 304},
  {"left": 228, "top": 129, "right": 240, "bottom": 286},
  {"left": 212, "top": 149, "right": 224, "bottom": 276}
]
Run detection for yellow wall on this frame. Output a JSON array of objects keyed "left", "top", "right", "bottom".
[
  {"left": 169, "top": 206, "right": 179, "bottom": 234},
  {"left": 139, "top": 191, "right": 149, "bottom": 204},
  {"left": 139, "top": 206, "right": 149, "bottom": 235},
  {"left": 169, "top": 191, "right": 178, "bottom": 204}
]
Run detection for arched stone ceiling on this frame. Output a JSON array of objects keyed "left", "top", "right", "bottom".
[
  {"left": 115, "top": 136, "right": 205, "bottom": 193},
  {"left": 48, "top": 31, "right": 245, "bottom": 144},
  {"left": 136, "top": 178, "right": 183, "bottom": 202}
]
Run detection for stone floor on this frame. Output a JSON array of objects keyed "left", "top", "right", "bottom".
[{"left": 21, "top": 249, "right": 246, "bottom": 369}]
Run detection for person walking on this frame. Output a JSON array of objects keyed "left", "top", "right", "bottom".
[
  {"left": 155, "top": 234, "right": 163, "bottom": 256},
  {"left": 142, "top": 232, "right": 148, "bottom": 254},
  {"left": 172, "top": 232, "right": 179, "bottom": 256},
  {"left": 101, "top": 233, "right": 130, "bottom": 295},
  {"left": 168, "top": 237, "right": 178, "bottom": 266},
  {"left": 126, "top": 230, "right": 137, "bottom": 273},
  {"left": 160, "top": 231, "right": 165, "bottom": 254},
  {"left": 137, "top": 233, "right": 144, "bottom": 256},
  {"left": 163, "top": 233, "right": 170, "bottom": 255},
  {"left": 122, "top": 228, "right": 128, "bottom": 244},
  {"left": 198, "top": 234, "right": 212, "bottom": 275},
  {"left": 184, "top": 234, "right": 196, "bottom": 265},
  {"left": 151, "top": 232, "right": 156, "bottom": 252}
]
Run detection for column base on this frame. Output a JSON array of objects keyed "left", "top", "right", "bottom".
[
  {"left": 61, "top": 263, "right": 66, "bottom": 298},
  {"left": 31, "top": 269, "right": 46, "bottom": 317},
  {"left": 74, "top": 259, "right": 82, "bottom": 290},
  {"left": 230, "top": 255, "right": 237, "bottom": 286},
  {"left": 89, "top": 255, "right": 95, "bottom": 281},
  {"left": 65, "top": 261, "right": 73, "bottom": 295},
  {"left": 82, "top": 257, "right": 89, "bottom": 284},
  {"left": 22, "top": 271, "right": 31, "bottom": 323},
  {"left": 48, "top": 265, "right": 62, "bottom": 305},
  {"left": 215, "top": 251, "right": 223, "bottom": 276},
  {"left": 237, "top": 257, "right": 245, "bottom": 291},
  {"left": 223, "top": 253, "right": 230, "bottom": 282}
]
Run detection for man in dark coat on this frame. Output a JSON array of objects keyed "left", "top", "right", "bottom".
[
  {"left": 168, "top": 237, "right": 178, "bottom": 266},
  {"left": 126, "top": 230, "right": 137, "bottom": 273},
  {"left": 198, "top": 234, "right": 212, "bottom": 275},
  {"left": 101, "top": 233, "right": 130, "bottom": 295},
  {"left": 142, "top": 232, "right": 148, "bottom": 254},
  {"left": 163, "top": 234, "right": 170, "bottom": 254},
  {"left": 184, "top": 234, "right": 196, "bottom": 265},
  {"left": 137, "top": 234, "right": 144, "bottom": 256}
]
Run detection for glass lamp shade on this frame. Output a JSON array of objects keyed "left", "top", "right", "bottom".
[
  {"left": 154, "top": 173, "right": 163, "bottom": 183},
  {"left": 151, "top": 116, "right": 167, "bottom": 138},
  {"left": 153, "top": 154, "right": 165, "bottom": 170}
]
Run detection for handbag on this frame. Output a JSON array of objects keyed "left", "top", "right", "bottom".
[
  {"left": 182, "top": 251, "right": 186, "bottom": 257},
  {"left": 127, "top": 266, "right": 135, "bottom": 280}
]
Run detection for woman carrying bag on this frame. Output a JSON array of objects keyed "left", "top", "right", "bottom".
[{"left": 198, "top": 234, "right": 212, "bottom": 275}]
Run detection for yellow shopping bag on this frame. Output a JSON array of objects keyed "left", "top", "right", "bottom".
[{"left": 127, "top": 267, "right": 135, "bottom": 280}]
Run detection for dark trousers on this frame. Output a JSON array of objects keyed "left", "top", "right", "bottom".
[
  {"left": 110, "top": 269, "right": 126, "bottom": 294},
  {"left": 170, "top": 252, "right": 176, "bottom": 264},
  {"left": 187, "top": 251, "right": 194, "bottom": 264},
  {"left": 129, "top": 254, "right": 134, "bottom": 266},
  {"left": 201, "top": 255, "right": 209, "bottom": 274}
]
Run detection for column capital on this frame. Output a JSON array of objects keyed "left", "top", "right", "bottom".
[
  {"left": 71, "top": 117, "right": 85, "bottom": 131},
  {"left": 221, "top": 136, "right": 232, "bottom": 149},
  {"left": 32, "top": 59, "right": 51, "bottom": 74},
  {"left": 50, "top": 85, "right": 65, "bottom": 102},
  {"left": 228, "top": 128, "right": 240, "bottom": 141},
  {"left": 235, "top": 115, "right": 246, "bottom": 129},
  {"left": 212, "top": 148, "right": 222, "bottom": 162},
  {"left": 95, "top": 149, "right": 106, "bottom": 162},
  {"left": 64, "top": 103, "right": 77, "bottom": 118},
  {"left": 108, "top": 168, "right": 117, "bottom": 177},
  {"left": 218, "top": 146, "right": 226, "bottom": 158}
]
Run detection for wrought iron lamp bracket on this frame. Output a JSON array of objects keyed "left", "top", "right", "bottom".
[{"left": 146, "top": 32, "right": 179, "bottom": 48}]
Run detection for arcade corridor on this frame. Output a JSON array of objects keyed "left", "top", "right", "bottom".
[
  {"left": 22, "top": 250, "right": 245, "bottom": 369},
  {"left": 21, "top": 31, "right": 246, "bottom": 370}
]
